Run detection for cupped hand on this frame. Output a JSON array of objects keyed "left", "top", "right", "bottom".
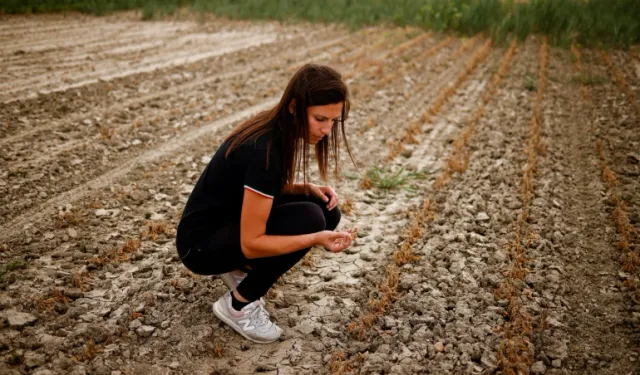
[
  {"left": 308, "top": 184, "right": 339, "bottom": 211},
  {"left": 316, "top": 230, "right": 352, "bottom": 253}
]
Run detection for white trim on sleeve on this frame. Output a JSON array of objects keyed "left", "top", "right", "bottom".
[{"left": 244, "top": 185, "right": 274, "bottom": 199}]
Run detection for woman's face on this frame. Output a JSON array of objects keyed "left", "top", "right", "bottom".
[{"left": 305, "top": 102, "right": 343, "bottom": 145}]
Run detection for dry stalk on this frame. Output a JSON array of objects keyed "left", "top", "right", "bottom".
[
  {"left": 570, "top": 45, "right": 592, "bottom": 101},
  {"left": 379, "top": 36, "right": 454, "bottom": 86},
  {"left": 389, "top": 40, "right": 492, "bottom": 161},
  {"left": 594, "top": 140, "right": 639, "bottom": 278},
  {"left": 341, "top": 198, "right": 354, "bottom": 216},
  {"left": 449, "top": 34, "right": 482, "bottom": 62},
  {"left": 600, "top": 50, "right": 635, "bottom": 101},
  {"left": 496, "top": 38, "right": 548, "bottom": 374},
  {"left": 345, "top": 32, "right": 429, "bottom": 81},
  {"left": 142, "top": 221, "right": 168, "bottom": 241},
  {"left": 346, "top": 200, "right": 433, "bottom": 340},
  {"left": 56, "top": 211, "right": 81, "bottom": 228},
  {"left": 392, "top": 32, "right": 432, "bottom": 57},
  {"left": 434, "top": 40, "right": 517, "bottom": 190},
  {"left": 72, "top": 271, "right": 92, "bottom": 291},
  {"left": 36, "top": 288, "right": 72, "bottom": 312},
  {"left": 359, "top": 175, "right": 372, "bottom": 189},
  {"left": 213, "top": 341, "right": 225, "bottom": 358},
  {"left": 341, "top": 33, "right": 393, "bottom": 66},
  {"left": 329, "top": 352, "right": 364, "bottom": 375},
  {"left": 336, "top": 40, "right": 514, "bottom": 373},
  {"left": 98, "top": 125, "right": 114, "bottom": 140}
]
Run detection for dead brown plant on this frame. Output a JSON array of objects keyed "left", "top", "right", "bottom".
[
  {"left": 36, "top": 288, "right": 72, "bottom": 312},
  {"left": 98, "top": 125, "right": 114, "bottom": 140},
  {"left": 340, "top": 198, "right": 354, "bottom": 216},
  {"left": 213, "top": 341, "right": 225, "bottom": 358},
  {"left": 72, "top": 271, "right": 92, "bottom": 291},
  {"left": 56, "top": 211, "right": 81, "bottom": 228},
  {"left": 83, "top": 339, "right": 103, "bottom": 361},
  {"left": 142, "top": 221, "right": 168, "bottom": 241},
  {"left": 496, "top": 38, "right": 548, "bottom": 374}
]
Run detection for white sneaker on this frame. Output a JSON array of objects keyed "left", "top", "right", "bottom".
[
  {"left": 219, "top": 271, "right": 246, "bottom": 290},
  {"left": 212, "top": 292, "right": 283, "bottom": 344},
  {"left": 218, "top": 271, "right": 266, "bottom": 307}
]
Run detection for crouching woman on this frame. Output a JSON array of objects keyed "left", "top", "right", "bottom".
[{"left": 176, "top": 64, "right": 355, "bottom": 343}]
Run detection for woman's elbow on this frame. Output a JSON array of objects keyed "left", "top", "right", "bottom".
[{"left": 240, "top": 239, "right": 258, "bottom": 259}]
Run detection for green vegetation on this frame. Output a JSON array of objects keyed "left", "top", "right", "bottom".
[
  {"left": 524, "top": 73, "right": 538, "bottom": 91},
  {"left": 365, "top": 166, "right": 426, "bottom": 192},
  {"left": 2, "top": 0, "right": 639, "bottom": 48},
  {"left": 571, "top": 73, "right": 607, "bottom": 86}
]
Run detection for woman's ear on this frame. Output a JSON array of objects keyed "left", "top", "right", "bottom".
[{"left": 288, "top": 99, "right": 296, "bottom": 114}]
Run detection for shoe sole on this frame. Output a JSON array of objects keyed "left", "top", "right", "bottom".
[{"left": 212, "top": 300, "right": 280, "bottom": 344}]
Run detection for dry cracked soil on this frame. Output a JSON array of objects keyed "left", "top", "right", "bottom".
[{"left": 0, "top": 11, "right": 639, "bottom": 375}]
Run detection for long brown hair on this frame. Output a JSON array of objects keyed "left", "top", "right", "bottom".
[{"left": 224, "top": 63, "right": 354, "bottom": 191}]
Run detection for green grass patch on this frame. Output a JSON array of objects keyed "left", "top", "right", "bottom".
[
  {"left": 524, "top": 74, "right": 538, "bottom": 91},
  {"left": 571, "top": 73, "right": 607, "bottom": 86},
  {"left": 4, "top": 261, "right": 26, "bottom": 271},
  {"left": 365, "top": 166, "right": 426, "bottom": 192},
  {"left": 1, "top": 0, "right": 639, "bottom": 48}
]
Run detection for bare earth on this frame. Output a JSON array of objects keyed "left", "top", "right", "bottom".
[{"left": 0, "top": 12, "right": 638, "bottom": 375}]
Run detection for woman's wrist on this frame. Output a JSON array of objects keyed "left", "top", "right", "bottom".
[{"left": 310, "top": 231, "right": 320, "bottom": 246}]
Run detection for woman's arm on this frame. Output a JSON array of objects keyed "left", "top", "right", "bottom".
[{"left": 240, "top": 188, "right": 350, "bottom": 259}]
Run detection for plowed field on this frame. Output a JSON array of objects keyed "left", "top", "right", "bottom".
[{"left": 1, "top": 13, "right": 639, "bottom": 375}]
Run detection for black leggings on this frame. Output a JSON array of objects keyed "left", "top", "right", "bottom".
[{"left": 177, "top": 194, "right": 341, "bottom": 302}]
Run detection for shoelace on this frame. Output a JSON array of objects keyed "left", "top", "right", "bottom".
[{"left": 249, "top": 301, "right": 273, "bottom": 329}]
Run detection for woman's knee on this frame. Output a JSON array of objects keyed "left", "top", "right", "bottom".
[{"left": 306, "top": 204, "right": 327, "bottom": 233}]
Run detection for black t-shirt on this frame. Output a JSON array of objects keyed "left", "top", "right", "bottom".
[{"left": 177, "top": 130, "right": 284, "bottom": 243}]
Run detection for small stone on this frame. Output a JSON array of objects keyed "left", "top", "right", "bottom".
[
  {"left": 136, "top": 325, "right": 155, "bottom": 337},
  {"left": 95, "top": 209, "right": 109, "bottom": 217},
  {"left": 69, "top": 367, "right": 87, "bottom": 375},
  {"left": 131, "top": 139, "right": 142, "bottom": 146},
  {"left": 551, "top": 359, "right": 561, "bottom": 368},
  {"left": 92, "top": 364, "right": 111, "bottom": 375},
  {"left": 3, "top": 310, "right": 37, "bottom": 328},
  {"left": 434, "top": 342, "right": 445, "bottom": 352},
  {"left": 0, "top": 295, "right": 15, "bottom": 309},
  {"left": 400, "top": 149, "right": 413, "bottom": 158},
  {"left": 33, "top": 370, "right": 55, "bottom": 375},
  {"left": 169, "top": 361, "right": 180, "bottom": 369},
  {"left": 531, "top": 361, "right": 546, "bottom": 374},
  {"left": 476, "top": 212, "right": 490, "bottom": 222},
  {"left": 64, "top": 288, "right": 84, "bottom": 300},
  {"left": 67, "top": 228, "right": 78, "bottom": 238},
  {"left": 43, "top": 232, "right": 54, "bottom": 240},
  {"left": 24, "top": 351, "right": 46, "bottom": 369},
  {"left": 129, "top": 319, "right": 143, "bottom": 330},
  {"left": 481, "top": 350, "right": 497, "bottom": 369},
  {"left": 359, "top": 252, "right": 373, "bottom": 261},
  {"left": 149, "top": 213, "right": 165, "bottom": 221},
  {"left": 546, "top": 339, "right": 568, "bottom": 360},
  {"left": 256, "top": 364, "right": 277, "bottom": 372}
]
